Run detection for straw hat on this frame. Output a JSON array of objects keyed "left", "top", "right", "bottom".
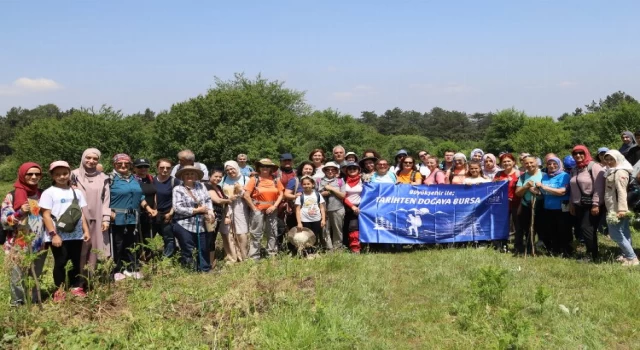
[
  {"left": 175, "top": 165, "right": 204, "bottom": 180},
  {"left": 286, "top": 227, "right": 316, "bottom": 250},
  {"left": 255, "top": 158, "right": 279, "bottom": 170}
]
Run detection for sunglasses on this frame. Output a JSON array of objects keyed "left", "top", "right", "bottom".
[
  {"left": 116, "top": 162, "right": 131, "bottom": 166},
  {"left": 324, "top": 168, "right": 337, "bottom": 172},
  {"left": 158, "top": 166, "right": 171, "bottom": 170},
  {"left": 377, "top": 163, "right": 389, "bottom": 167},
  {"left": 25, "top": 172, "right": 42, "bottom": 177},
  {"left": 572, "top": 152, "right": 585, "bottom": 156},
  {"left": 403, "top": 161, "right": 414, "bottom": 164},
  {"left": 419, "top": 154, "right": 427, "bottom": 158},
  {"left": 136, "top": 165, "right": 150, "bottom": 169}
]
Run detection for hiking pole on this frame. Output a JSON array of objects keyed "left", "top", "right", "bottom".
[
  {"left": 195, "top": 214, "right": 201, "bottom": 271},
  {"left": 530, "top": 195, "right": 537, "bottom": 257}
]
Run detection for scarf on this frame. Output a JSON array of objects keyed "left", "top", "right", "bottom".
[
  {"left": 13, "top": 162, "right": 42, "bottom": 211},
  {"left": 470, "top": 148, "right": 484, "bottom": 160},
  {"left": 482, "top": 153, "right": 498, "bottom": 172},
  {"left": 224, "top": 160, "right": 241, "bottom": 180},
  {"left": 346, "top": 173, "right": 361, "bottom": 187},
  {"left": 572, "top": 145, "right": 593, "bottom": 169},
  {"left": 75, "top": 148, "right": 102, "bottom": 184},
  {"left": 619, "top": 131, "right": 637, "bottom": 155},
  {"left": 604, "top": 150, "right": 633, "bottom": 178},
  {"left": 547, "top": 157, "right": 564, "bottom": 177}
]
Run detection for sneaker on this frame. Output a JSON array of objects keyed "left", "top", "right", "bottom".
[
  {"left": 114, "top": 272, "right": 127, "bottom": 282},
  {"left": 70, "top": 287, "right": 87, "bottom": 298},
  {"left": 616, "top": 255, "right": 626, "bottom": 262},
  {"left": 131, "top": 271, "right": 144, "bottom": 280},
  {"left": 622, "top": 258, "right": 640, "bottom": 266},
  {"left": 122, "top": 270, "right": 133, "bottom": 278},
  {"left": 53, "top": 289, "right": 66, "bottom": 302}
]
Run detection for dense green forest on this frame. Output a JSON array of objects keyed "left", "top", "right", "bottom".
[{"left": 0, "top": 73, "right": 638, "bottom": 181}]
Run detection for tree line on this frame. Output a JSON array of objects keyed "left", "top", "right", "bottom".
[{"left": 1, "top": 73, "right": 638, "bottom": 181}]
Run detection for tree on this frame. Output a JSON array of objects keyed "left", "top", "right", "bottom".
[
  {"left": 510, "top": 117, "right": 570, "bottom": 156},
  {"left": 483, "top": 108, "right": 527, "bottom": 154}
]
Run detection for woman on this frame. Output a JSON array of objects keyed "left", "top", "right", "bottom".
[
  {"left": 133, "top": 158, "right": 158, "bottom": 258},
  {"left": 445, "top": 153, "right": 468, "bottom": 184},
  {"left": 482, "top": 153, "right": 500, "bottom": 180},
  {"left": 396, "top": 156, "right": 423, "bottom": 185},
  {"left": 371, "top": 159, "right": 397, "bottom": 183},
  {"left": 569, "top": 145, "right": 605, "bottom": 262},
  {"left": 535, "top": 156, "right": 572, "bottom": 256},
  {"left": 423, "top": 156, "right": 446, "bottom": 185},
  {"left": 308, "top": 149, "right": 326, "bottom": 180},
  {"left": 390, "top": 149, "right": 408, "bottom": 174},
  {"left": 41, "top": 161, "right": 91, "bottom": 300},
  {"left": 284, "top": 161, "right": 316, "bottom": 201},
  {"left": 603, "top": 150, "right": 638, "bottom": 265},
  {"left": 470, "top": 148, "right": 484, "bottom": 162},
  {"left": 620, "top": 131, "right": 639, "bottom": 164},
  {"left": 317, "top": 162, "right": 346, "bottom": 250},
  {"left": 243, "top": 159, "right": 284, "bottom": 260},
  {"left": 221, "top": 161, "right": 250, "bottom": 261},
  {"left": 345, "top": 152, "right": 359, "bottom": 163},
  {"left": 596, "top": 147, "right": 609, "bottom": 167},
  {"left": 362, "top": 149, "right": 381, "bottom": 159},
  {"left": 359, "top": 156, "right": 377, "bottom": 183},
  {"left": 515, "top": 155, "right": 543, "bottom": 255},
  {"left": 463, "top": 161, "right": 490, "bottom": 184},
  {"left": 109, "top": 154, "right": 154, "bottom": 280},
  {"left": 1, "top": 162, "right": 47, "bottom": 305},
  {"left": 343, "top": 162, "right": 363, "bottom": 253},
  {"left": 153, "top": 159, "right": 180, "bottom": 257},
  {"left": 173, "top": 165, "right": 215, "bottom": 271},
  {"left": 494, "top": 153, "right": 521, "bottom": 236},
  {"left": 208, "top": 169, "right": 238, "bottom": 263},
  {"left": 70, "top": 148, "right": 110, "bottom": 286}
]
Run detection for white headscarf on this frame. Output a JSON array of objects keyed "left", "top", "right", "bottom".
[
  {"left": 224, "top": 160, "right": 241, "bottom": 179},
  {"left": 604, "top": 150, "right": 633, "bottom": 178},
  {"left": 453, "top": 153, "right": 467, "bottom": 162}
]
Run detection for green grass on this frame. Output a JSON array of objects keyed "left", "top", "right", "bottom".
[{"left": 2, "top": 240, "right": 640, "bottom": 349}]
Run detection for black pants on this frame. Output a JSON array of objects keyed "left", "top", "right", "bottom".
[
  {"left": 542, "top": 209, "right": 573, "bottom": 256},
  {"left": 573, "top": 204, "right": 601, "bottom": 260},
  {"left": 51, "top": 240, "right": 83, "bottom": 289},
  {"left": 515, "top": 205, "right": 541, "bottom": 254},
  {"left": 112, "top": 224, "right": 138, "bottom": 273}
]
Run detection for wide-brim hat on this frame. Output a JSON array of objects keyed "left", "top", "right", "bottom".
[
  {"left": 175, "top": 165, "right": 204, "bottom": 179},
  {"left": 323, "top": 161, "right": 340, "bottom": 172},
  {"left": 286, "top": 227, "right": 316, "bottom": 249},
  {"left": 254, "top": 158, "right": 279, "bottom": 169},
  {"left": 358, "top": 156, "right": 378, "bottom": 168}
]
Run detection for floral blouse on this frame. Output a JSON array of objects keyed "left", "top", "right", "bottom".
[{"left": 1, "top": 192, "right": 48, "bottom": 253}]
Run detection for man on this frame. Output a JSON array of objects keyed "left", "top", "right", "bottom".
[
  {"left": 237, "top": 153, "right": 254, "bottom": 177},
  {"left": 332, "top": 145, "right": 347, "bottom": 167},
  {"left": 439, "top": 149, "right": 455, "bottom": 171},
  {"left": 170, "top": 149, "right": 208, "bottom": 180},
  {"left": 274, "top": 153, "right": 298, "bottom": 246},
  {"left": 417, "top": 150, "right": 431, "bottom": 177}
]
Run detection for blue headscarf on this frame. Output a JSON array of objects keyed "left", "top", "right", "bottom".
[{"left": 547, "top": 157, "right": 564, "bottom": 177}]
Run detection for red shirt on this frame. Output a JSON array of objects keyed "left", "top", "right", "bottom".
[{"left": 494, "top": 170, "right": 520, "bottom": 210}]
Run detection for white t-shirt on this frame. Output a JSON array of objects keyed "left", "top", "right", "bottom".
[
  {"left": 39, "top": 187, "right": 87, "bottom": 240},
  {"left": 345, "top": 181, "right": 363, "bottom": 206},
  {"left": 419, "top": 164, "right": 431, "bottom": 177},
  {"left": 295, "top": 191, "right": 325, "bottom": 222},
  {"left": 463, "top": 177, "right": 490, "bottom": 185}
]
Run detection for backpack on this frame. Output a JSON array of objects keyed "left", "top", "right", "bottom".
[
  {"left": 299, "top": 190, "right": 321, "bottom": 207},
  {"left": 316, "top": 177, "right": 344, "bottom": 190},
  {"left": 252, "top": 175, "right": 278, "bottom": 198},
  {"left": 410, "top": 170, "right": 418, "bottom": 183},
  {"left": 613, "top": 170, "right": 640, "bottom": 212},
  {"left": 53, "top": 189, "right": 83, "bottom": 233}
]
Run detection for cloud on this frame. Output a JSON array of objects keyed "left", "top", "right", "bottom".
[
  {"left": 409, "top": 82, "right": 471, "bottom": 95},
  {"left": 330, "top": 84, "right": 378, "bottom": 101},
  {"left": 558, "top": 81, "right": 577, "bottom": 88},
  {"left": 0, "top": 77, "right": 62, "bottom": 96}
]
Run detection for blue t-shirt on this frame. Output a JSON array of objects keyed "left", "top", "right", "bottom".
[
  {"left": 110, "top": 174, "right": 145, "bottom": 225},
  {"left": 516, "top": 171, "right": 543, "bottom": 207},
  {"left": 541, "top": 172, "right": 570, "bottom": 210},
  {"left": 154, "top": 176, "right": 181, "bottom": 212},
  {"left": 239, "top": 166, "right": 254, "bottom": 177},
  {"left": 286, "top": 177, "right": 303, "bottom": 194}
]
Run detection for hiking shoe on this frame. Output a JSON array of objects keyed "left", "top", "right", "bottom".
[
  {"left": 114, "top": 272, "right": 127, "bottom": 282},
  {"left": 131, "top": 271, "right": 144, "bottom": 280},
  {"left": 70, "top": 287, "right": 87, "bottom": 298},
  {"left": 53, "top": 289, "right": 66, "bottom": 302},
  {"left": 122, "top": 270, "right": 133, "bottom": 278},
  {"left": 616, "top": 255, "right": 626, "bottom": 262},
  {"left": 622, "top": 258, "right": 640, "bottom": 266}
]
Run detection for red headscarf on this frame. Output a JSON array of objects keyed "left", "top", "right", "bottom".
[
  {"left": 13, "top": 162, "right": 42, "bottom": 211},
  {"left": 572, "top": 145, "right": 593, "bottom": 168}
]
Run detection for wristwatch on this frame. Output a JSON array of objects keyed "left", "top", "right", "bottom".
[{"left": 48, "top": 230, "right": 57, "bottom": 238}]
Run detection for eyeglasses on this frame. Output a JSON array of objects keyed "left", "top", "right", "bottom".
[
  {"left": 419, "top": 154, "right": 427, "bottom": 158},
  {"left": 377, "top": 163, "right": 389, "bottom": 167},
  {"left": 455, "top": 160, "right": 464, "bottom": 163},
  {"left": 25, "top": 173, "right": 42, "bottom": 177},
  {"left": 324, "top": 168, "right": 337, "bottom": 173},
  {"left": 116, "top": 162, "right": 130, "bottom": 166},
  {"left": 158, "top": 166, "right": 171, "bottom": 170},
  {"left": 403, "top": 161, "right": 414, "bottom": 164},
  {"left": 572, "top": 152, "right": 585, "bottom": 156}
]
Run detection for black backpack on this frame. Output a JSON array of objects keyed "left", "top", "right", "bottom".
[{"left": 614, "top": 170, "right": 640, "bottom": 212}]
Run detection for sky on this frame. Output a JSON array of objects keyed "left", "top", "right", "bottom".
[{"left": 1, "top": 0, "right": 639, "bottom": 118}]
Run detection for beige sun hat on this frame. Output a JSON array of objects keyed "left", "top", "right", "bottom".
[
  {"left": 287, "top": 227, "right": 316, "bottom": 250},
  {"left": 175, "top": 165, "right": 204, "bottom": 180}
]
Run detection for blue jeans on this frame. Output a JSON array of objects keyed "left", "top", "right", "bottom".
[
  {"left": 155, "top": 222, "right": 176, "bottom": 258},
  {"left": 173, "top": 223, "right": 211, "bottom": 272},
  {"left": 607, "top": 217, "right": 636, "bottom": 259}
]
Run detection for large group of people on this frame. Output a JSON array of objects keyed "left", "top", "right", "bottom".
[{"left": 3, "top": 130, "right": 640, "bottom": 305}]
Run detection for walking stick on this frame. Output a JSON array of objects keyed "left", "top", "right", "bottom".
[
  {"left": 529, "top": 195, "right": 537, "bottom": 257},
  {"left": 195, "top": 214, "right": 201, "bottom": 271}
]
